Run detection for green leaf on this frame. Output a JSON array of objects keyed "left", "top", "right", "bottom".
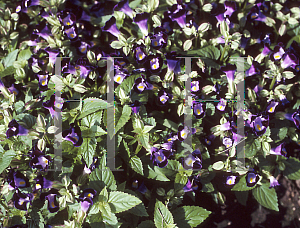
[
  {"left": 252, "top": 182, "right": 279, "bottom": 211},
  {"left": 175, "top": 173, "right": 188, "bottom": 185},
  {"left": 231, "top": 175, "right": 257, "bottom": 191},
  {"left": 0, "top": 148, "right": 17, "bottom": 174},
  {"left": 245, "top": 136, "right": 261, "bottom": 158},
  {"left": 183, "top": 40, "right": 193, "bottom": 51},
  {"left": 110, "top": 41, "right": 124, "bottom": 49},
  {"left": 234, "top": 191, "right": 248, "bottom": 206},
  {"left": 115, "top": 74, "right": 141, "bottom": 98},
  {"left": 278, "top": 127, "right": 288, "bottom": 140},
  {"left": 108, "top": 191, "right": 142, "bottom": 213},
  {"left": 130, "top": 156, "right": 144, "bottom": 175},
  {"left": 172, "top": 206, "right": 211, "bottom": 228},
  {"left": 99, "top": 201, "right": 112, "bottom": 218},
  {"left": 129, "top": 0, "right": 142, "bottom": 9},
  {"left": 137, "top": 133, "right": 150, "bottom": 150},
  {"left": 186, "top": 46, "right": 220, "bottom": 61},
  {"left": 89, "top": 157, "right": 117, "bottom": 192},
  {"left": 137, "top": 220, "right": 155, "bottom": 228},
  {"left": 115, "top": 105, "right": 131, "bottom": 135},
  {"left": 212, "top": 161, "right": 224, "bottom": 170},
  {"left": 81, "top": 111, "right": 103, "bottom": 128},
  {"left": 0, "top": 65, "right": 16, "bottom": 77},
  {"left": 158, "top": 160, "right": 181, "bottom": 179},
  {"left": 3, "top": 49, "right": 19, "bottom": 67},
  {"left": 157, "top": 118, "right": 178, "bottom": 132},
  {"left": 262, "top": 141, "right": 271, "bottom": 157},
  {"left": 80, "top": 138, "right": 96, "bottom": 168},
  {"left": 283, "top": 157, "right": 300, "bottom": 180},
  {"left": 147, "top": 165, "right": 170, "bottom": 181},
  {"left": 154, "top": 200, "right": 174, "bottom": 228},
  {"left": 17, "top": 48, "right": 32, "bottom": 61},
  {"left": 206, "top": 102, "right": 215, "bottom": 116},
  {"left": 78, "top": 98, "right": 109, "bottom": 119}
]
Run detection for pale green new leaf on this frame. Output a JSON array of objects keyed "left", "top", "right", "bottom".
[
  {"left": 154, "top": 200, "right": 175, "bottom": 228},
  {"left": 108, "top": 191, "right": 142, "bottom": 213}
]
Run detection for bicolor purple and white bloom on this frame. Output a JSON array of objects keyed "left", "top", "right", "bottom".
[
  {"left": 157, "top": 90, "right": 172, "bottom": 106},
  {"left": 150, "top": 29, "right": 168, "bottom": 50},
  {"left": 65, "top": 26, "right": 77, "bottom": 39},
  {"left": 270, "top": 43, "right": 285, "bottom": 61},
  {"left": 30, "top": 153, "right": 52, "bottom": 170},
  {"left": 114, "top": 68, "right": 127, "bottom": 84},
  {"left": 134, "top": 13, "right": 150, "bottom": 36},
  {"left": 102, "top": 16, "right": 120, "bottom": 37},
  {"left": 217, "top": 98, "right": 227, "bottom": 111},
  {"left": 62, "top": 123, "right": 83, "bottom": 147},
  {"left": 223, "top": 136, "right": 233, "bottom": 149},
  {"left": 266, "top": 101, "right": 279, "bottom": 113},
  {"left": 33, "top": 22, "right": 51, "bottom": 40},
  {"left": 191, "top": 80, "right": 200, "bottom": 93},
  {"left": 193, "top": 102, "right": 205, "bottom": 119},
  {"left": 13, "top": 191, "right": 33, "bottom": 211},
  {"left": 150, "top": 147, "right": 168, "bottom": 168},
  {"left": 81, "top": 198, "right": 93, "bottom": 212},
  {"left": 205, "top": 134, "right": 216, "bottom": 146},
  {"left": 225, "top": 175, "right": 237, "bottom": 188},
  {"left": 7, "top": 170, "right": 30, "bottom": 190},
  {"left": 183, "top": 149, "right": 202, "bottom": 170},
  {"left": 78, "top": 41, "right": 90, "bottom": 54},
  {"left": 42, "top": 94, "right": 64, "bottom": 119},
  {"left": 245, "top": 61, "right": 261, "bottom": 77},
  {"left": 36, "top": 72, "right": 49, "bottom": 91},
  {"left": 161, "top": 14, "right": 173, "bottom": 35},
  {"left": 246, "top": 171, "right": 259, "bottom": 187},
  {"left": 114, "top": 0, "right": 134, "bottom": 18},
  {"left": 79, "top": 188, "right": 97, "bottom": 201},
  {"left": 250, "top": 115, "right": 269, "bottom": 136},
  {"left": 183, "top": 175, "right": 202, "bottom": 193},
  {"left": 292, "top": 108, "right": 300, "bottom": 130},
  {"left": 40, "top": 189, "right": 60, "bottom": 213},
  {"left": 133, "top": 77, "right": 149, "bottom": 93},
  {"left": 146, "top": 54, "right": 163, "bottom": 74},
  {"left": 170, "top": 7, "right": 186, "bottom": 28},
  {"left": 59, "top": 11, "right": 76, "bottom": 26},
  {"left": 269, "top": 176, "right": 280, "bottom": 188},
  {"left": 281, "top": 53, "right": 298, "bottom": 69},
  {"left": 178, "top": 126, "right": 191, "bottom": 141},
  {"left": 6, "top": 119, "right": 29, "bottom": 139},
  {"left": 134, "top": 45, "right": 147, "bottom": 64},
  {"left": 76, "top": 58, "right": 92, "bottom": 79},
  {"left": 224, "top": 1, "right": 237, "bottom": 18},
  {"left": 34, "top": 174, "right": 53, "bottom": 191}
]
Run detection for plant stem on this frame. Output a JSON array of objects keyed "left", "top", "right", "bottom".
[
  {"left": 220, "top": 42, "right": 228, "bottom": 63},
  {"left": 269, "top": 75, "right": 277, "bottom": 90}
]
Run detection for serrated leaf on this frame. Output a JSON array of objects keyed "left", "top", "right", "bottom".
[
  {"left": 154, "top": 200, "right": 174, "bottom": 228},
  {"left": 115, "top": 105, "right": 131, "bottom": 135},
  {"left": 89, "top": 157, "right": 117, "bottom": 192},
  {"left": 186, "top": 46, "right": 220, "bottom": 60},
  {"left": 99, "top": 201, "right": 111, "bottom": 218},
  {"left": 283, "top": 157, "right": 300, "bottom": 180},
  {"left": 137, "top": 220, "right": 155, "bottom": 228},
  {"left": 115, "top": 74, "right": 141, "bottom": 98},
  {"left": 78, "top": 98, "right": 109, "bottom": 119},
  {"left": 262, "top": 141, "right": 271, "bottom": 157},
  {"left": 17, "top": 48, "right": 32, "bottom": 61},
  {"left": 0, "top": 148, "right": 17, "bottom": 174},
  {"left": 172, "top": 206, "right": 211, "bottom": 228},
  {"left": 234, "top": 191, "right": 248, "bottom": 206},
  {"left": 0, "top": 65, "right": 16, "bottom": 77},
  {"left": 108, "top": 191, "right": 142, "bottom": 214},
  {"left": 245, "top": 136, "right": 261, "bottom": 158},
  {"left": 148, "top": 165, "right": 170, "bottom": 181},
  {"left": 252, "top": 182, "right": 279, "bottom": 211},
  {"left": 80, "top": 138, "right": 96, "bottom": 168},
  {"left": 130, "top": 156, "right": 144, "bottom": 175},
  {"left": 3, "top": 49, "right": 19, "bottom": 67}
]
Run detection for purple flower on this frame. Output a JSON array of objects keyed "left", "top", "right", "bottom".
[
  {"left": 223, "top": 136, "right": 233, "bottom": 149},
  {"left": 79, "top": 188, "right": 97, "bottom": 201},
  {"left": 246, "top": 171, "right": 259, "bottom": 187},
  {"left": 150, "top": 29, "right": 168, "bottom": 50},
  {"left": 281, "top": 53, "right": 298, "bottom": 69},
  {"left": 269, "top": 176, "right": 280, "bottom": 188},
  {"left": 191, "top": 80, "right": 200, "bottom": 93},
  {"left": 133, "top": 45, "right": 147, "bottom": 63},
  {"left": 33, "top": 21, "right": 51, "bottom": 40},
  {"left": 245, "top": 61, "right": 261, "bottom": 77},
  {"left": 205, "top": 134, "right": 216, "bottom": 146},
  {"left": 81, "top": 198, "right": 93, "bottom": 212},
  {"left": 133, "top": 77, "right": 148, "bottom": 93},
  {"left": 270, "top": 43, "right": 285, "bottom": 61},
  {"left": 266, "top": 101, "right": 279, "bottom": 113},
  {"left": 6, "top": 119, "right": 29, "bottom": 139},
  {"left": 7, "top": 170, "right": 30, "bottom": 190},
  {"left": 102, "top": 16, "right": 120, "bottom": 37},
  {"left": 114, "top": 68, "right": 127, "bottom": 84},
  {"left": 225, "top": 175, "right": 237, "bottom": 188},
  {"left": 217, "top": 98, "right": 227, "bottom": 111},
  {"left": 177, "top": 126, "right": 191, "bottom": 141},
  {"left": 157, "top": 90, "right": 172, "bottom": 106},
  {"left": 34, "top": 174, "right": 53, "bottom": 190},
  {"left": 134, "top": 13, "right": 149, "bottom": 36},
  {"left": 36, "top": 72, "right": 49, "bottom": 91},
  {"left": 130, "top": 100, "right": 142, "bottom": 114},
  {"left": 183, "top": 149, "right": 202, "bottom": 170},
  {"left": 146, "top": 54, "right": 163, "bottom": 74},
  {"left": 78, "top": 41, "right": 90, "bottom": 54},
  {"left": 114, "top": 0, "right": 134, "bottom": 18},
  {"left": 40, "top": 189, "right": 60, "bottom": 213},
  {"left": 261, "top": 43, "right": 271, "bottom": 57},
  {"left": 292, "top": 109, "right": 300, "bottom": 130},
  {"left": 224, "top": 1, "right": 236, "bottom": 18},
  {"left": 220, "top": 64, "right": 236, "bottom": 82},
  {"left": 65, "top": 26, "right": 77, "bottom": 39},
  {"left": 183, "top": 175, "right": 202, "bottom": 193},
  {"left": 9, "top": 225, "right": 28, "bottom": 228},
  {"left": 250, "top": 115, "right": 269, "bottom": 136},
  {"left": 150, "top": 148, "right": 168, "bottom": 168},
  {"left": 44, "top": 47, "right": 60, "bottom": 65},
  {"left": 165, "top": 52, "right": 181, "bottom": 75},
  {"left": 161, "top": 14, "right": 173, "bottom": 35},
  {"left": 76, "top": 58, "right": 92, "bottom": 79},
  {"left": 170, "top": 6, "right": 186, "bottom": 28},
  {"left": 270, "top": 142, "right": 287, "bottom": 157},
  {"left": 132, "top": 180, "right": 148, "bottom": 194},
  {"left": 62, "top": 123, "right": 83, "bottom": 147},
  {"left": 193, "top": 102, "right": 205, "bottom": 119},
  {"left": 42, "top": 94, "right": 64, "bottom": 119},
  {"left": 13, "top": 190, "right": 33, "bottom": 211},
  {"left": 59, "top": 11, "right": 76, "bottom": 26},
  {"left": 30, "top": 154, "right": 52, "bottom": 170}
]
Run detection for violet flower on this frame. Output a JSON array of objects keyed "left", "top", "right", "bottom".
[
  {"left": 102, "top": 16, "right": 120, "bottom": 37},
  {"left": 62, "top": 123, "right": 83, "bottom": 147},
  {"left": 270, "top": 142, "right": 287, "bottom": 156},
  {"left": 65, "top": 26, "right": 77, "bottom": 39},
  {"left": 33, "top": 21, "right": 51, "bottom": 40},
  {"left": 183, "top": 175, "right": 202, "bottom": 193},
  {"left": 205, "top": 134, "right": 216, "bottom": 146},
  {"left": 76, "top": 58, "right": 92, "bottom": 79},
  {"left": 79, "top": 188, "right": 97, "bottom": 201},
  {"left": 59, "top": 11, "right": 76, "bottom": 26},
  {"left": 225, "top": 175, "right": 237, "bottom": 188},
  {"left": 13, "top": 191, "right": 33, "bottom": 211},
  {"left": 134, "top": 13, "right": 149, "bottom": 36},
  {"left": 165, "top": 52, "right": 181, "bottom": 75},
  {"left": 36, "top": 72, "right": 49, "bottom": 91},
  {"left": 177, "top": 126, "right": 191, "bottom": 141},
  {"left": 223, "top": 136, "right": 233, "bottom": 149},
  {"left": 170, "top": 7, "right": 186, "bottom": 28},
  {"left": 245, "top": 61, "right": 261, "bottom": 77},
  {"left": 9, "top": 225, "right": 28, "bottom": 228},
  {"left": 42, "top": 94, "right": 64, "bottom": 119},
  {"left": 145, "top": 54, "right": 163, "bottom": 74},
  {"left": 34, "top": 174, "right": 53, "bottom": 190},
  {"left": 246, "top": 171, "right": 259, "bottom": 187},
  {"left": 114, "top": 0, "right": 134, "bottom": 18},
  {"left": 193, "top": 102, "right": 205, "bottom": 119},
  {"left": 150, "top": 147, "right": 168, "bottom": 168},
  {"left": 224, "top": 1, "right": 236, "bottom": 18},
  {"left": 114, "top": 68, "right": 127, "bottom": 84},
  {"left": 161, "top": 14, "right": 173, "bottom": 35},
  {"left": 150, "top": 29, "right": 168, "bottom": 50},
  {"left": 220, "top": 64, "right": 236, "bottom": 82},
  {"left": 182, "top": 149, "right": 202, "bottom": 170},
  {"left": 217, "top": 98, "right": 227, "bottom": 112},
  {"left": 157, "top": 90, "right": 172, "bottom": 106},
  {"left": 133, "top": 45, "right": 147, "bottom": 64},
  {"left": 44, "top": 47, "right": 60, "bottom": 65},
  {"left": 281, "top": 53, "right": 298, "bottom": 69},
  {"left": 269, "top": 176, "right": 280, "bottom": 188},
  {"left": 130, "top": 100, "right": 142, "bottom": 114},
  {"left": 191, "top": 80, "right": 200, "bottom": 94},
  {"left": 270, "top": 43, "right": 285, "bottom": 61},
  {"left": 6, "top": 119, "right": 29, "bottom": 139},
  {"left": 7, "top": 170, "right": 30, "bottom": 190},
  {"left": 29, "top": 145, "right": 52, "bottom": 170},
  {"left": 266, "top": 101, "right": 279, "bottom": 113},
  {"left": 250, "top": 115, "right": 269, "bottom": 136},
  {"left": 292, "top": 108, "right": 300, "bottom": 130},
  {"left": 40, "top": 189, "right": 60, "bottom": 213},
  {"left": 81, "top": 198, "right": 93, "bottom": 212}
]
